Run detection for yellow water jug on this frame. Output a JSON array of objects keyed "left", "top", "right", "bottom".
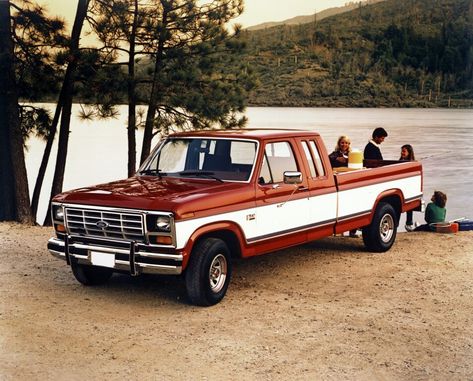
[{"left": 348, "top": 150, "right": 363, "bottom": 169}]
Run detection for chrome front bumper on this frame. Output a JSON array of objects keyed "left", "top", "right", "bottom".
[{"left": 48, "top": 236, "right": 183, "bottom": 275}]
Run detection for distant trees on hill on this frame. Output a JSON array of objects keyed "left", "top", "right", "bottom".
[{"left": 242, "top": 0, "right": 473, "bottom": 107}]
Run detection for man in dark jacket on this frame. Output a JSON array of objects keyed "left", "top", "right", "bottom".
[{"left": 364, "top": 127, "right": 388, "bottom": 160}]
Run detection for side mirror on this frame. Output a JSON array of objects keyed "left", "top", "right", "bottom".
[{"left": 283, "top": 171, "right": 302, "bottom": 184}]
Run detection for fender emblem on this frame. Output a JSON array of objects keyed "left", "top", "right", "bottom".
[
  {"left": 96, "top": 220, "right": 109, "bottom": 229},
  {"left": 246, "top": 214, "right": 255, "bottom": 221}
]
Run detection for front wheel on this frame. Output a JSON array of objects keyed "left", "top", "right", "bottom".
[
  {"left": 71, "top": 262, "right": 114, "bottom": 285},
  {"left": 185, "top": 238, "right": 232, "bottom": 306},
  {"left": 362, "top": 202, "right": 398, "bottom": 252}
]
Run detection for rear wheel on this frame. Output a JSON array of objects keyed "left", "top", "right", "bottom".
[
  {"left": 185, "top": 238, "right": 232, "bottom": 306},
  {"left": 362, "top": 202, "right": 398, "bottom": 252},
  {"left": 71, "top": 262, "right": 113, "bottom": 285}
]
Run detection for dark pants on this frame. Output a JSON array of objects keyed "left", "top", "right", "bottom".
[{"left": 406, "top": 210, "right": 413, "bottom": 225}]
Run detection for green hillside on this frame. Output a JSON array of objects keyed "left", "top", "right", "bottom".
[{"left": 242, "top": 0, "right": 473, "bottom": 107}]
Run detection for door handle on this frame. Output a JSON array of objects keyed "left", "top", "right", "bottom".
[{"left": 298, "top": 186, "right": 309, "bottom": 191}]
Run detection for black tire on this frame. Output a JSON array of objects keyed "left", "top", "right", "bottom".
[
  {"left": 362, "top": 202, "right": 398, "bottom": 252},
  {"left": 185, "top": 238, "right": 232, "bottom": 306},
  {"left": 71, "top": 262, "right": 113, "bottom": 286}
]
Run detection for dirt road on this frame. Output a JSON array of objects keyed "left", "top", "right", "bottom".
[{"left": 1, "top": 223, "right": 472, "bottom": 380}]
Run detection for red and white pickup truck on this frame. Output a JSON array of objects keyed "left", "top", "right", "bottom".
[{"left": 48, "top": 129, "right": 423, "bottom": 305}]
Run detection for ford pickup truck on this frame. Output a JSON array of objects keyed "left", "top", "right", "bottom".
[{"left": 48, "top": 129, "right": 423, "bottom": 305}]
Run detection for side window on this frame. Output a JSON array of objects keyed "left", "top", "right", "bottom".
[
  {"left": 302, "top": 141, "right": 317, "bottom": 178},
  {"left": 259, "top": 141, "right": 298, "bottom": 184},
  {"left": 259, "top": 154, "right": 272, "bottom": 184},
  {"left": 309, "top": 140, "right": 326, "bottom": 177}
]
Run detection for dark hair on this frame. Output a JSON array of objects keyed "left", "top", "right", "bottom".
[
  {"left": 433, "top": 191, "right": 447, "bottom": 208},
  {"left": 400, "top": 144, "right": 415, "bottom": 161},
  {"left": 372, "top": 127, "right": 388, "bottom": 139}
]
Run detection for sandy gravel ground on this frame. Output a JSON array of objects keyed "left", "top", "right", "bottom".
[{"left": 1, "top": 222, "right": 472, "bottom": 380}]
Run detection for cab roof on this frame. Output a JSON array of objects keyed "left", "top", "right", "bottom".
[{"left": 169, "top": 128, "right": 320, "bottom": 141}]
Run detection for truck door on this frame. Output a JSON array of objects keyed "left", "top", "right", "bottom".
[
  {"left": 254, "top": 140, "right": 310, "bottom": 247},
  {"left": 298, "top": 139, "right": 338, "bottom": 240}
]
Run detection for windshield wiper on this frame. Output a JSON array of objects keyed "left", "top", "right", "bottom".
[
  {"left": 138, "top": 168, "right": 167, "bottom": 178},
  {"left": 178, "top": 170, "right": 224, "bottom": 183}
]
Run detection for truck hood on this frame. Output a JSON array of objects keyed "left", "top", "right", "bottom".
[{"left": 53, "top": 176, "right": 255, "bottom": 219}]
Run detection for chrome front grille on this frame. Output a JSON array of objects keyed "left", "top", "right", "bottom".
[{"left": 65, "top": 207, "right": 145, "bottom": 242}]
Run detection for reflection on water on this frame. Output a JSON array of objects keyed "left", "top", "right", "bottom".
[{"left": 26, "top": 105, "right": 473, "bottom": 226}]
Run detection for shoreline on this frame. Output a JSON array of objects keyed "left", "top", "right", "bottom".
[{"left": 26, "top": 100, "right": 473, "bottom": 109}]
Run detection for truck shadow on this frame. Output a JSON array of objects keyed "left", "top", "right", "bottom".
[
  {"left": 61, "top": 236, "right": 373, "bottom": 306},
  {"left": 230, "top": 236, "right": 377, "bottom": 290},
  {"left": 68, "top": 272, "right": 187, "bottom": 306},
  {"left": 235, "top": 236, "right": 369, "bottom": 268}
]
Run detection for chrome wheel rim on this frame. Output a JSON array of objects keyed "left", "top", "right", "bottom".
[
  {"left": 209, "top": 254, "right": 227, "bottom": 293},
  {"left": 379, "top": 213, "right": 395, "bottom": 243}
]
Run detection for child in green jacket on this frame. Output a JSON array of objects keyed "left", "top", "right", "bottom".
[{"left": 415, "top": 191, "right": 447, "bottom": 231}]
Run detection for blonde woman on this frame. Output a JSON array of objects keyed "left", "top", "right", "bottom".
[{"left": 329, "top": 135, "right": 351, "bottom": 168}]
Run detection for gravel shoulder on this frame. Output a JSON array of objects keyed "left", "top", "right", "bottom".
[{"left": 1, "top": 223, "right": 472, "bottom": 380}]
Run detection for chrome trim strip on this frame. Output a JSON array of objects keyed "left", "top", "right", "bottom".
[
  {"left": 73, "top": 243, "right": 130, "bottom": 255},
  {"left": 49, "top": 237, "right": 65, "bottom": 247},
  {"left": 50, "top": 249, "right": 65, "bottom": 259},
  {"left": 136, "top": 252, "right": 183, "bottom": 261},
  {"left": 137, "top": 263, "right": 182, "bottom": 275}
]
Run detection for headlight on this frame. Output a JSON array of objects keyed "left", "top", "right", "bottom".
[
  {"left": 155, "top": 215, "right": 171, "bottom": 232},
  {"left": 52, "top": 205, "right": 64, "bottom": 221}
]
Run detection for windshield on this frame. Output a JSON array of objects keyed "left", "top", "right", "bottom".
[{"left": 141, "top": 138, "right": 257, "bottom": 182}]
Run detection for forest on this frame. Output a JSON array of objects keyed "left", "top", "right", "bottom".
[
  {"left": 242, "top": 0, "right": 473, "bottom": 107},
  {"left": 1, "top": 0, "right": 252, "bottom": 224}
]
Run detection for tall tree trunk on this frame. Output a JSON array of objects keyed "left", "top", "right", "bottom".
[
  {"left": 140, "top": 5, "right": 169, "bottom": 165},
  {"left": 0, "top": 1, "right": 34, "bottom": 223},
  {"left": 44, "top": 0, "right": 89, "bottom": 226},
  {"left": 127, "top": 0, "right": 138, "bottom": 177},
  {"left": 0, "top": 1, "right": 16, "bottom": 221},
  {"left": 30, "top": 87, "right": 66, "bottom": 219}
]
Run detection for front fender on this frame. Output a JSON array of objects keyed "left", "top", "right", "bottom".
[{"left": 180, "top": 221, "right": 247, "bottom": 270}]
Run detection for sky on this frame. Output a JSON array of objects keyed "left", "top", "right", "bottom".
[{"left": 37, "top": 0, "right": 351, "bottom": 29}]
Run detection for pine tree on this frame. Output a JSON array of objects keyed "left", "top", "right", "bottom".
[
  {"left": 88, "top": 0, "right": 144, "bottom": 177},
  {"left": 138, "top": 0, "right": 253, "bottom": 163},
  {"left": 1, "top": 0, "right": 64, "bottom": 223},
  {"left": 44, "top": 0, "right": 90, "bottom": 225}
]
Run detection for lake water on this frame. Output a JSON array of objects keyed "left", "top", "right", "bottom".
[{"left": 26, "top": 105, "right": 473, "bottom": 228}]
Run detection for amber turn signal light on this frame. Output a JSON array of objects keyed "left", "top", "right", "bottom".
[
  {"left": 155, "top": 236, "right": 172, "bottom": 245},
  {"left": 55, "top": 224, "right": 66, "bottom": 232}
]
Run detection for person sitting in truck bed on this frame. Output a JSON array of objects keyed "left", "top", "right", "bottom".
[
  {"left": 364, "top": 127, "right": 388, "bottom": 160},
  {"left": 329, "top": 135, "right": 351, "bottom": 168}
]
